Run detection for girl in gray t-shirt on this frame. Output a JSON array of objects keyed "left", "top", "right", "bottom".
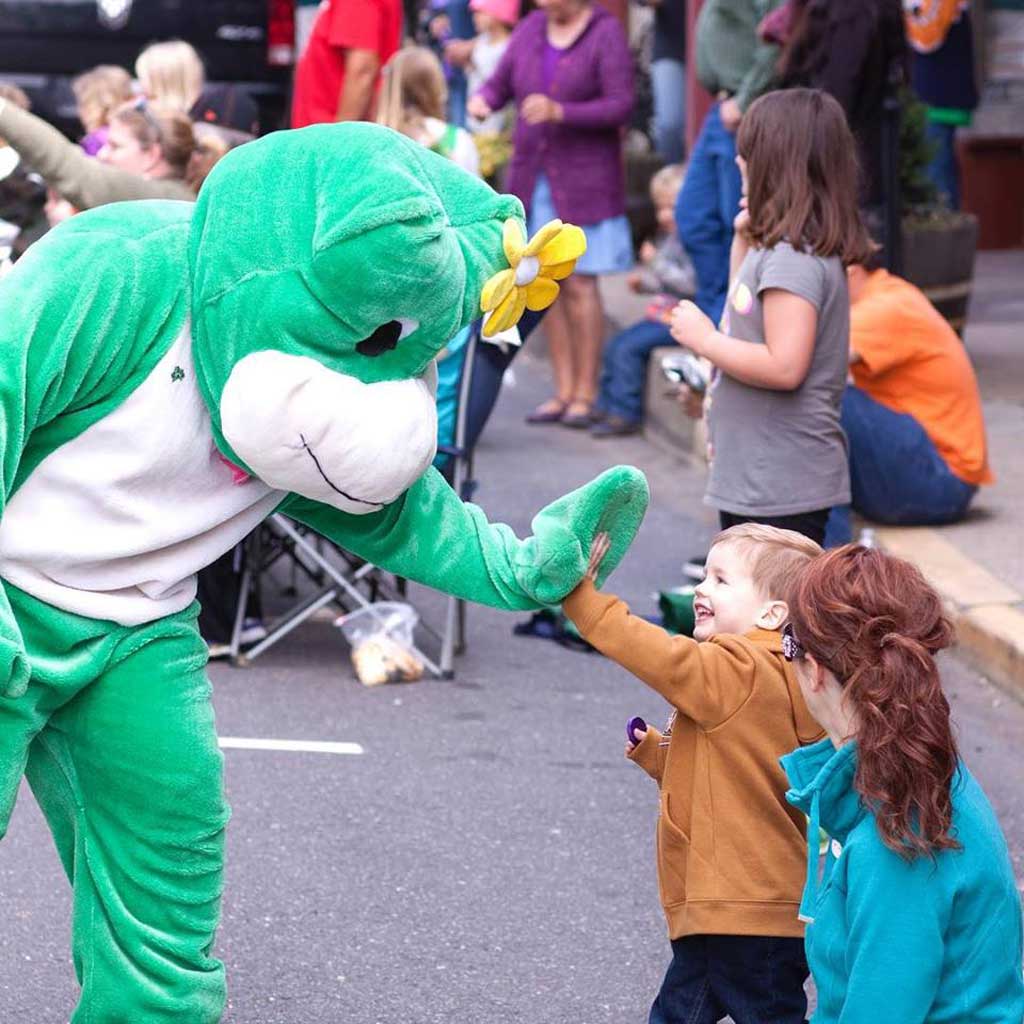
[{"left": 671, "top": 88, "right": 876, "bottom": 546}]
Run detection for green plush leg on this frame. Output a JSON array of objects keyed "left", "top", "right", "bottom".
[
  {"left": 281, "top": 464, "right": 650, "bottom": 610},
  {"left": 0, "top": 583, "right": 131, "bottom": 839},
  {"left": 13, "top": 597, "right": 228, "bottom": 1024}
]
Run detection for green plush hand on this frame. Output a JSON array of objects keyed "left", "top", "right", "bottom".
[{"left": 512, "top": 465, "right": 650, "bottom": 605}]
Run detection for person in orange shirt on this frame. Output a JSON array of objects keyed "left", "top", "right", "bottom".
[
  {"left": 291, "top": 0, "right": 403, "bottom": 127},
  {"left": 824, "top": 263, "right": 992, "bottom": 546}
]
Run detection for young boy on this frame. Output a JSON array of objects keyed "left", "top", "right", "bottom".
[
  {"left": 592, "top": 163, "right": 696, "bottom": 437},
  {"left": 563, "top": 524, "right": 824, "bottom": 1023}
]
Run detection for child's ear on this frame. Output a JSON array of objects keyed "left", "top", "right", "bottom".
[{"left": 756, "top": 599, "right": 788, "bottom": 631}]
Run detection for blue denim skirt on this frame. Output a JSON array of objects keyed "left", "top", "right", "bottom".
[{"left": 528, "top": 174, "right": 633, "bottom": 276}]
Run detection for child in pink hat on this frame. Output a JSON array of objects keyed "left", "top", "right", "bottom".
[
  {"left": 469, "top": 0, "right": 519, "bottom": 29},
  {"left": 445, "top": 0, "right": 519, "bottom": 136}
]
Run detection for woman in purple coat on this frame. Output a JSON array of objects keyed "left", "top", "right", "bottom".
[{"left": 468, "top": 0, "right": 634, "bottom": 427}]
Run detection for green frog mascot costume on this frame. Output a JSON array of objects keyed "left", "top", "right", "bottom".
[{"left": 0, "top": 122, "right": 647, "bottom": 1020}]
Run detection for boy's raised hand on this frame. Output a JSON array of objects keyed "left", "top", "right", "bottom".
[{"left": 585, "top": 532, "right": 612, "bottom": 583}]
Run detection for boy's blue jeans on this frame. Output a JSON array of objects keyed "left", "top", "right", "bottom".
[
  {"left": 596, "top": 319, "right": 674, "bottom": 423},
  {"left": 675, "top": 102, "right": 743, "bottom": 326},
  {"left": 649, "top": 933, "right": 808, "bottom": 1024},
  {"left": 824, "top": 386, "right": 978, "bottom": 547}
]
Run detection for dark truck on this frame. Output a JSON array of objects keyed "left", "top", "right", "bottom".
[{"left": 0, "top": 0, "right": 296, "bottom": 136}]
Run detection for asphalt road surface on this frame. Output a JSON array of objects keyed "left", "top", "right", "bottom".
[{"left": 2, "top": 357, "right": 1022, "bottom": 1023}]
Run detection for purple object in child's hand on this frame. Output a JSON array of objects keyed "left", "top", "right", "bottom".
[{"left": 627, "top": 716, "right": 647, "bottom": 745}]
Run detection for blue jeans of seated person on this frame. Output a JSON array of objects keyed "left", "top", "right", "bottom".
[
  {"left": 824, "top": 385, "right": 978, "bottom": 548},
  {"left": 926, "top": 121, "right": 961, "bottom": 210},
  {"left": 649, "top": 933, "right": 809, "bottom": 1024},
  {"left": 596, "top": 319, "right": 673, "bottom": 423},
  {"left": 675, "top": 102, "right": 743, "bottom": 326}
]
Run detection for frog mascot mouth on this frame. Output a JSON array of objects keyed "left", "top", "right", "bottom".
[
  {"left": 218, "top": 349, "right": 439, "bottom": 511},
  {"left": 0, "top": 121, "right": 648, "bottom": 1022}
]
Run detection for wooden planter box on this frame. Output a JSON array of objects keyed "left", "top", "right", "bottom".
[{"left": 901, "top": 212, "right": 979, "bottom": 334}]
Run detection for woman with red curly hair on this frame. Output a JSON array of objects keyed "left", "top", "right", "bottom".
[{"left": 779, "top": 545, "right": 1024, "bottom": 1023}]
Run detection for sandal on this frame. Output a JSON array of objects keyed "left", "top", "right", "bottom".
[
  {"left": 560, "top": 400, "right": 596, "bottom": 429},
  {"left": 526, "top": 399, "right": 569, "bottom": 424}
]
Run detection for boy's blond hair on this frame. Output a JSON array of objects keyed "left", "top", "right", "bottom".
[
  {"left": 710, "top": 523, "right": 822, "bottom": 601},
  {"left": 650, "top": 163, "right": 685, "bottom": 205}
]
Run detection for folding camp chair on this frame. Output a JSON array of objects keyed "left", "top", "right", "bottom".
[
  {"left": 225, "top": 323, "right": 484, "bottom": 678},
  {"left": 434, "top": 321, "right": 481, "bottom": 675}
]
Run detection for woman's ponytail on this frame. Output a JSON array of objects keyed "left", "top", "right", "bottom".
[{"left": 788, "top": 546, "right": 961, "bottom": 859}]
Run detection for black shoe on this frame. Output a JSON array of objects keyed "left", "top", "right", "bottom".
[{"left": 590, "top": 416, "right": 641, "bottom": 438}]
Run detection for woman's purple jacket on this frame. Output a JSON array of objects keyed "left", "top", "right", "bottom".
[{"left": 477, "top": 6, "right": 634, "bottom": 226}]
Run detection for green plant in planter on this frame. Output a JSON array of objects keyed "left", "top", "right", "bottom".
[
  {"left": 898, "top": 88, "right": 979, "bottom": 330},
  {"left": 899, "top": 89, "right": 942, "bottom": 216}
]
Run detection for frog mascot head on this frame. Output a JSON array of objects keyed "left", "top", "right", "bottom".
[{"left": 0, "top": 121, "right": 647, "bottom": 1022}]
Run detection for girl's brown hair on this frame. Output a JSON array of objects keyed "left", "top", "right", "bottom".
[
  {"left": 787, "top": 545, "right": 960, "bottom": 859},
  {"left": 377, "top": 47, "right": 447, "bottom": 139},
  {"left": 111, "top": 100, "right": 196, "bottom": 182},
  {"left": 736, "top": 88, "right": 875, "bottom": 266}
]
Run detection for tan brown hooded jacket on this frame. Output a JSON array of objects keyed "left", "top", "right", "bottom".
[{"left": 564, "top": 580, "right": 824, "bottom": 939}]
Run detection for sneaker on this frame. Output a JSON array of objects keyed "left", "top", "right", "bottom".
[
  {"left": 590, "top": 415, "right": 641, "bottom": 438},
  {"left": 207, "top": 642, "right": 233, "bottom": 660},
  {"left": 239, "top": 618, "right": 267, "bottom": 645}
]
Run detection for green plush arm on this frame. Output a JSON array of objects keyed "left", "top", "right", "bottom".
[{"left": 279, "top": 464, "right": 649, "bottom": 611}]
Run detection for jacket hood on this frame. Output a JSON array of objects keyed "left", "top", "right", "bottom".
[
  {"left": 747, "top": 628, "right": 824, "bottom": 746},
  {"left": 187, "top": 122, "right": 523, "bottom": 452}
]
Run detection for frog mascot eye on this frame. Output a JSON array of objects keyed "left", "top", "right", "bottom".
[{"left": 356, "top": 319, "right": 418, "bottom": 357}]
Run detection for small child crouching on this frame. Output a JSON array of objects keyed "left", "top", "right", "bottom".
[
  {"left": 563, "top": 524, "right": 824, "bottom": 1023},
  {"left": 591, "top": 163, "right": 696, "bottom": 437}
]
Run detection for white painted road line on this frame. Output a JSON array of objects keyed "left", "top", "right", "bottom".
[{"left": 218, "top": 737, "right": 364, "bottom": 756}]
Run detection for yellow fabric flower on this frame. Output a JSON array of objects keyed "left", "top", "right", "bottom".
[{"left": 480, "top": 219, "right": 587, "bottom": 337}]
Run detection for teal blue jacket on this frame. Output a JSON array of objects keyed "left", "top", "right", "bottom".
[{"left": 782, "top": 739, "right": 1024, "bottom": 1023}]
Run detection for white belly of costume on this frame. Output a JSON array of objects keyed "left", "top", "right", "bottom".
[{"left": 0, "top": 324, "right": 285, "bottom": 626}]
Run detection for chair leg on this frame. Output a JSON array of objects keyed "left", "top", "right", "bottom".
[
  {"left": 228, "top": 566, "right": 253, "bottom": 665},
  {"left": 440, "top": 593, "right": 458, "bottom": 679},
  {"left": 456, "top": 598, "right": 467, "bottom": 656}
]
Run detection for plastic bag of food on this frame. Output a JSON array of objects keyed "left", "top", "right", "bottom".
[{"left": 335, "top": 602, "right": 423, "bottom": 686}]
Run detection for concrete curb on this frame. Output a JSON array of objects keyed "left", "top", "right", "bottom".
[{"left": 876, "top": 527, "right": 1024, "bottom": 703}]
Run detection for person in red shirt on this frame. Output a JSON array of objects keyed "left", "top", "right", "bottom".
[{"left": 291, "top": 0, "right": 403, "bottom": 127}]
